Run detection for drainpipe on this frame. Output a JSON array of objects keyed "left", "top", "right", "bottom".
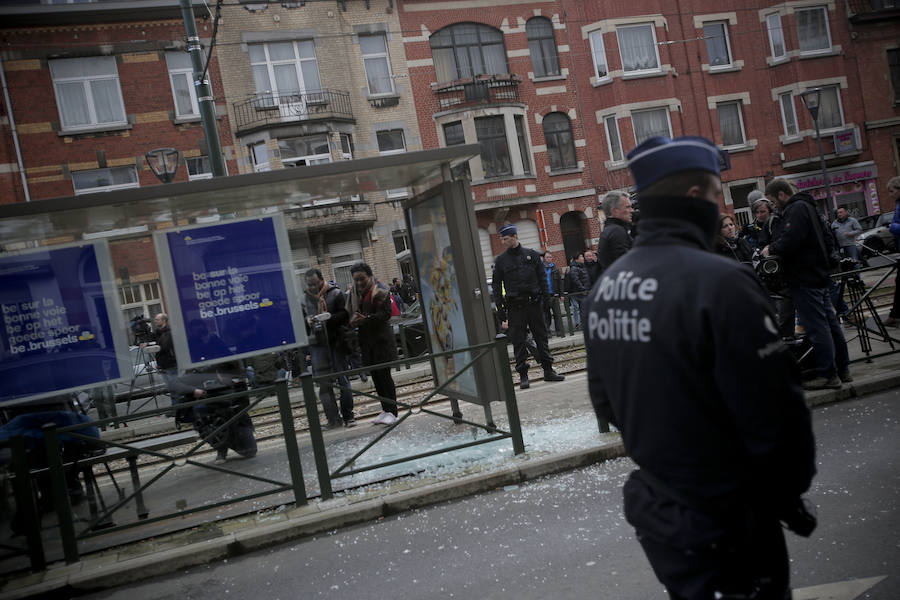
[{"left": 0, "top": 56, "right": 31, "bottom": 202}]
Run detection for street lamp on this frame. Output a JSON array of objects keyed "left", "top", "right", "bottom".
[
  {"left": 799, "top": 88, "right": 834, "bottom": 216},
  {"left": 145, "top": 148, "right": 182, "bottom": 184}
]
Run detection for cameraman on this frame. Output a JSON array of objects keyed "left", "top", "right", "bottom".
[
  {"left": 762, "top": 178, "right": 851, "bottom": 389},
  {"left": 151, "top": 313, "right": 177, "bottom": 393}
]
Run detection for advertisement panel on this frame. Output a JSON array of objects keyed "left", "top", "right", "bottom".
[
  {"left": 155, "top": 215, "right": 306, "bottom": 369},
  {"left": 0, "top": 241, "right": 130, "bottom": 406}
]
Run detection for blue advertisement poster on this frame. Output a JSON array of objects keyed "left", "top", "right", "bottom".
[
  {"left": 0, "top": 242, "right": 130, "bottom": 406},
  {"left": 156, "top": 215, "right": 306, "bottom": 368}
]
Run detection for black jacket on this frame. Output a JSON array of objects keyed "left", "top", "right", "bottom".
[
  {"left": 566, "top": 261, "right": 590, "bottom": 293},
  {"left": 596, "top": 217, "right": 634, "bottom": 271},
  {"left": 584, "top": 195, "right": 815, "bottom": 512},
  {"left": 154, "top": 325, "right": 177, "bottom": 370},
  {"left": 492, "top": 243, "right": 548, "bottom": 304},
  {"left": 302, "top": 284, "right": 350, "bottom": 346},
  {"left": 544, "top": 262, "right": 562, "bottom": 295},
  {"left": 715, "top": 236, "right": 754, "bottom": 264},
  {"left": 769, "top": 192, "right": 833, "bottom": 288}
]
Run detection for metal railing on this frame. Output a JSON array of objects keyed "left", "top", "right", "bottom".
[
  {"left": 846, "top": 0, "right": 900, "bottom": 22},
  {"left": 232, "top": 89, "right": 353, "bottom": 133},
  {"left": 432, "top": 75, "right": 522, "bottom": 110}
]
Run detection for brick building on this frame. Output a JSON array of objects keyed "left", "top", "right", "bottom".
[
  {"left": 397, "top": 0, "right": 601, "bottom": 275},
  {"left": 0, "top": 0, "right": 240, "bottom": 332},
  {"left": 215, "top": 0, "right": 422, "bottom": 290}
]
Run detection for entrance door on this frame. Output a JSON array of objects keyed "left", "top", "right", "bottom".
[{"left": 560, "top": 211, "right": 587, "bottom": 261}]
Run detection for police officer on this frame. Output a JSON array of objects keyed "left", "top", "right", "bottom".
[
  {"left": 492, "top": 224, "right": 565, "bottom": 390},
  {"left": 584, "top": 136, "right": 816, "bottom": 600}
]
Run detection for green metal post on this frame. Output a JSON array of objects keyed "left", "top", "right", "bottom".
[
  {"left": 275, "top": 379, "right": 307, "bottom": 506},
  {"left": 10, "top": 436, "right": 45, "bottom": 571},
  {"left": 495, "top": 337, "right": 525, "bottom": 454},
  {"left": 180, "top": 0, "right": 226, "bottom": 176},
  {"left": 300, "top": 373, "right": 333, "bottom": 500},
  {"left": 42, "top": 425, "right": 79, "bottom": 564}
]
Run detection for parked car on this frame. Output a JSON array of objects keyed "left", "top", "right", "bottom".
[{"left": 856, "top": 212, "right": 898, "bottom": 257}]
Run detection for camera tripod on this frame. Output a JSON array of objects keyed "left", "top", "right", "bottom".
[
  {"left": 125, "top": 343, "right": 167, "bottom": 415},
  {"left": 837, "top": 268, "right": 895, "bottom": 358}
]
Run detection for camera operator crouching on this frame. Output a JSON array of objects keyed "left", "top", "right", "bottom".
[{"left": 762, "top": 178, "right": 851, "bottom": 390}]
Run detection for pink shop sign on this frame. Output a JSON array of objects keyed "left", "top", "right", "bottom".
[{"left": 793, "top": 165, "right": 877, "bottom": 190}]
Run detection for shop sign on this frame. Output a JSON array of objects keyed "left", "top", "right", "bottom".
[
  {"left": 790, "top": 163, "right": 878, "bottom": 191},
  {"left": 833, "top": 128, "right": 859, "bottom": 154}
]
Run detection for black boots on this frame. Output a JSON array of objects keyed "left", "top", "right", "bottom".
[
  {"left": 543, "top": 368, "right": 565, "bottom": 382},
  {"left": 519, "top": 373, "right": 530, "bottom": 390}
]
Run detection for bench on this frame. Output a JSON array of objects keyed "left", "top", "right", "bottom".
[{"left": 78, "top": 430, "right": 198, "bottom": 522}]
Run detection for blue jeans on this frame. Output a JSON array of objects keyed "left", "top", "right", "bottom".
[
  {"left": 791, "top": 285, "right": 850, "bottom": 378},
  {"left": 569, "top": 295, "right": 583, "bottom": 328},
  {"left": 309, "top": 344, "right": 354, "bottom": 423},
  {"left": 839, "top": 244, "right": 860, "bottom": 262}
]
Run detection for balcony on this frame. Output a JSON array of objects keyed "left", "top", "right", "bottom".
[
  {"left": 233, "top": 89, "right": 353, "bottom": 135},
  {"left": 431, "top": 74, "right": 522, "bottom": 111},
  {"left": 284, "top": 198, "right": 376, "bottom": 233},
  {"left": 847, "top": 0, "right": 900, "bottom": 23}
]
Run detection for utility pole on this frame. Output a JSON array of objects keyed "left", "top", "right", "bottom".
[{"left": 180, "top": 0, "right": 227, "bottom": 177}]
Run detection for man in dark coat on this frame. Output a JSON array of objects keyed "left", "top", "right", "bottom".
[
  {"left": 585, "top": 136, "right": 816, "bottom": 600},
  {"left": 596, "top": 191, "right": 635, "bottom": 273},
  {"left": 566, "top": 253, "right": 590, "bottom": 328},
  {"left": 541, "top": 250, "right": 564, "bottom": 336},
  {"left": 492, "top": 224, "right": 565, "bottom": 390},
  {"left": 348, "top": 262, "right": 398, "bottom": 425},
  {"left": 763, "top": 178, "right": 851, "bottom": 390},
  {"left": 303, "top": 268, "right": 356, "bottom": 428}
]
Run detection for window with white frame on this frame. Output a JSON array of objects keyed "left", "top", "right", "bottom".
[
  {"left": 543, "top": 112, "right": 576, "bottom": 171},
  {"left": 377, "top": 129, "right": 408, "bottom": 198},
  {"left": 475, "top": 115, "right": 512, "bottom": 178},
  {"left": 589, "top": 30, "right": 610, "bottom": 80},
  {"left": 340, "top": 133, "right": 354, "bottom": 160},
  {"left": 716, "top": 101, "right": 746, "bottom": 147},
  {"left": 430, "top": 23, "right": 508, "bottom": 83},
  {"left": 360, "top": 34, "right": 395, "bottom": 95},
  {"left": 779, "top": 92, "right": 799, "bottom": 137},
  {"left": 604, "top": 115, "right": 624, "bottom": 163},
  {"left": 514, "top": 115, "right": 532, "bottom": 175},
  {"left": 766, "top": 13, "right": 786, "bottom": 60},
  {"left": 280, "top": 134, "right": 331, "bottom": 167},
  {"left": 631, "top": 108, "right": 671, "bottom": 145},
  {"left": 166, "top": 51, "right": 199, "bottom": 118},
  {"left": 703, "top": 22, "right": 732, "bottom": 68},
  {"left": 616, "top": 24, "right": 660, "bottom": 74},
  {"left": 119, "top": 281, "right": 163, "bottom": 343},
  {"left": 50, "top": 56, "right": 127, "bottom": 131},
  {"left": 249, "top": 142, "right": 270, "bottom": 172},
  {"left": 186, "top": 156, "right": 213, "bottom": 180},
  {"left": 443, "top": 121, "right": 471, "bottom": 180},
  {"left": 249, "top": 41, "right": 321, "bottom": 101},
  {"left": 526, "top": 17, "right": 560, "bottom": 78},
  {"left": 816, "top": 86, "right": 844, "bottom": 130},
  {"left": 796, "top": 6, "right": 831, "bottom": 54},
  {"left": 72, "top": 166, "right": 138, "bottom": 195}
]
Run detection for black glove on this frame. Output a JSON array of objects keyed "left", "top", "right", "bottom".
[{"left": 780, "top": 497, "right": 817, "bottom": 537}]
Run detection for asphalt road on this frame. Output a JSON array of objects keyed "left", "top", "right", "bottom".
[{"left": 82, "top": 390, "right": 899, "bottom": 600}]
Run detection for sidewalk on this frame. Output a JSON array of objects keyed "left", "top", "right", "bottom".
[{"left": 2, "top": 322, "right": 899, "bottom": 599}]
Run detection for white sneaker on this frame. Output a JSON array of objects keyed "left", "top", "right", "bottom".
[
  {"left": 379, "top": 413, "right": 398, "bottom": 426},
  {"left": 371, "top": 411, "right": 390, "bottom": 425}
]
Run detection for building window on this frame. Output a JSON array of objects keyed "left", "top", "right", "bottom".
[
  {"left": 604, "top": 115, "right": 624, "bottom": 163},
  {"left": 377, "top": 129, "right": 408, "bottom": 198},
  {"left": 119, "top": 281, "right": 163, "bottom": 342},
  {"left": 443, "top": 121, "right": 471, "bottom": 180},
  {"left": 716, "top": 101, "right": 746, "bottom": 147},
  {"left": 186, "top": 156, "right": 214, "bottom": 180},
  {"left": 249, "top": 41, "right": 321, "bottom": 102},
  {"left": 779, "top": 92, "right": 799, "bottom": 138},
  {"left": 543, "top": 112, "right": 576, "bottom": 171},
  {"left": 166, "top": 51, "right": 199, "bottom": 118},
  {"left": 280, "top": 134, "right": 331, "bottom": 167},
  {"left": 514, "top": 115, "right": 532, "bottom": 175},
  {"left": 589, "top": 30, "right": 609, "bottom": 80},
  {"left": 616, "top": 24, "right": 660, "bottom": 74},
  {"left": 796, "top": 6, "right": 831, "bottom": 54},
  {"left": 393, "top": 231, "right": 410, "bottom": 254},
  {"left": 766, "top": 13, "right": 786, "bottom": 60},
  {"left": 430, "top": 23, "right": 508, "bottom": 83},
  {"left": 249, "top": 142, "right": 270, "bottom": 172},
  {"left": 816, "top": 86, "right": 844, "bottom": 130},
  {"left": 887, "top": 48, "right": 900, "bottom": 104},
  {"left": 703, "top": 22, "right": 732, "bottom": 68},
  {"left": 49, "top": 56, "right": 127, "bottom": 131},
  {"left": 526, "top": 17, "right": 559, "bottom": 78},
  {"left": 475, "top": 115, "right": 512, "bottom": 178},
  {"left": 631, "top": 108, "right": 671, "bottom": 145},
  {"left": 360, "top": 34, "right": 395, "bottom": 95},
  {"left": 72, "top": 166, "right": 138, "bottom": 195}
]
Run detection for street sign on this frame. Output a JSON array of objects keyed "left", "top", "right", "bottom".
[
  {"left": 155, "top": 214, "right": 307, "bottom": 369},
  {"left": 0, "top": 241, "right": 130, "bottom": 406}
]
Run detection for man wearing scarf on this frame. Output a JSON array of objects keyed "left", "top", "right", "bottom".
[
  {"left": 348, "top": 262, "right": 399, "bottom": 426},
  {"left": 584, "top": 136, "right": 816, "bottom": 600}
]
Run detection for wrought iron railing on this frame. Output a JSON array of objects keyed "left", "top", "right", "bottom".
[
  {"left": 431, "top": 74, "right": 522, "bottom": 110},
  {"left": 232, "top": 89, "right": 353, "bottom": 133},
  {"left": 846, "top": 0, "right": 900, "bottom": 22}
]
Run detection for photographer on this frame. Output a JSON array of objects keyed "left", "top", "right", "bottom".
[
  {"left": 763, "top": 178, "right": 851, "bottom": 389},
  {"left": 150, "top": 313, "right": 177, "bottom": 391}
]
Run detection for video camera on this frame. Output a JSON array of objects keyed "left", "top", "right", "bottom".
[{"left": 130, "top": 315, "right": 154, "bottom": 345}]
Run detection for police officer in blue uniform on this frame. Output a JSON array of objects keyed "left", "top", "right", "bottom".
[
  {"left": 492, "top": 224, "right": 565, "bottom": 389},
  {"left": 584, "top": 136, "right": 817, "bottom": 600}
]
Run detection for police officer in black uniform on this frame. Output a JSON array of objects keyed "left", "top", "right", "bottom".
[
  {"left": 584, "top": 136, "right": 817, "bottom": 600},
  {"left": 492, "top": 224, "right": 565, "bottom": 390}
]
